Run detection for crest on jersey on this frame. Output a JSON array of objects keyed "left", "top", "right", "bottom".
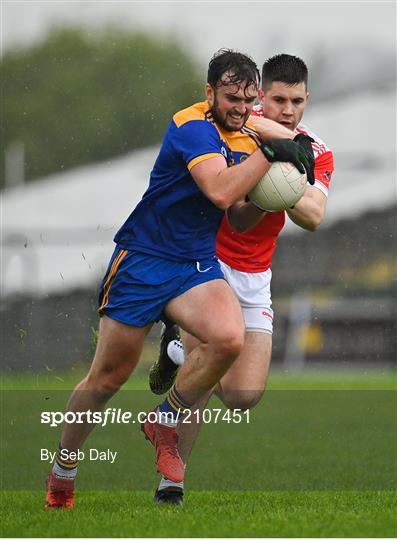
[{"left": 221, "top": 142, "right": 235, "bottom": 167}]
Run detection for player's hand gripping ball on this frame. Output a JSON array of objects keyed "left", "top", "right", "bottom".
[{"left": 249, "top": 134, "right": 315, "bottom": 211}]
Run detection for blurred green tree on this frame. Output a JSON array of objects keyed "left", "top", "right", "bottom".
[{"left": 1, "top": 28, "right": 203, "bottom": 188}]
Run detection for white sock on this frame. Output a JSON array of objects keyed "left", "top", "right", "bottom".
[
  {"left": 167, "top": 339, "right": 185, "bottom": 366},
  {"left": 52, "top": 461, "right": 78, "bottom": 480},
  {"left": 159, "top": 476, "right": 184, "bottom": 491}
]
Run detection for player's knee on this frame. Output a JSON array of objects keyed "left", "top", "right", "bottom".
[
  {"left": 85, "top": 365, "right": 131, "bottom": 395},
  {"left": 222, "top": 389, "right": 264, "bottom": 411},
  {"left": 213, "top": 326, "right": 244, "bottom": 362}
]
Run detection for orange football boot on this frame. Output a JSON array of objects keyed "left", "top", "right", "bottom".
[
  {"left": 45, "top": 472, "right": 74, "bottom": 509},
  {"left": 141, "top": 410, "right": 185, "bottom": 483}
]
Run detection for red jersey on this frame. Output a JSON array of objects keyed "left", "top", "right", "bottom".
[{"left": 216, "top": 105, "right": 334, "bottom": 272}]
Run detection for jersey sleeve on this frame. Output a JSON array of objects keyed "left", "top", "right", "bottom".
[
  {"left": 171, "top": 119, "right": 225, "bottom": 170},
  {"left": 313, "top": 150, "right": 334, "bottom": 195}
]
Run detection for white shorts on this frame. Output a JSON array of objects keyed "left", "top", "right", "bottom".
[{"left": 219, "top": 260, "right": 273, "bottom": 334}]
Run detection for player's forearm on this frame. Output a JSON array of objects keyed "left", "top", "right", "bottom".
[
  {"left": 192, "top": 139, "right": 309, "bottom": 210},
  {"left": 212, "top": 149, "right": 271, "bottom": 209},
  {"left": 248, "top": 116, "right": 294, "bottom": 141},
  {"left": 227, "top": 200, "right": 266, "bottom": 233},
  {"left": 286, "top": 195, "right": 325, "bottom": 231}
]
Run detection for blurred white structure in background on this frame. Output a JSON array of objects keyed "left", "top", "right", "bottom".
[{"left": 2, "top": 148, "right": 156, "bottom": 297}]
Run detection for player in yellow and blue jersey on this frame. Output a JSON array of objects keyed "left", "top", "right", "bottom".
[{"left": 45, "top": 49, "right": 315, "bottom": 509}]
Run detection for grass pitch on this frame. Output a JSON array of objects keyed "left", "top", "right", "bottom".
[
  {"left": 2, "top": 491, "right": 396, "bottom": 537},
  {"left": 1, "top": 369, "right": 396, "bottom": 537}
]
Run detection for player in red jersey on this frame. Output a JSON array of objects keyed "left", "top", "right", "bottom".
[{"left": 149, "top": 54, "right": 334, "bottom": 505}]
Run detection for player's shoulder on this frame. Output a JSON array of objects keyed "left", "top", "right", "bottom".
[
  {"left": 296, "top": 123, "right": 332, "bottom": 157},
  {"left": 173, "top": 101, "right": 212, "bottom": 128},
  {"left": 297, "top": 123, "right": 334, "bottom": 189}
]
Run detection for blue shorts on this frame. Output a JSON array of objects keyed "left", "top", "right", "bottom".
[{"left": 98, "top": 247, "right": 225, "bottom": 327}]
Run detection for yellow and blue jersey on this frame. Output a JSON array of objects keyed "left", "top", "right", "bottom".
[{"left": 114, "top": 101, "right": 260, "bottom": 262}]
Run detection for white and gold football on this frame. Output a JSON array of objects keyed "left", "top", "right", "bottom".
[{"left": 248, "top": 162, "right": 307, "bottom": 211}]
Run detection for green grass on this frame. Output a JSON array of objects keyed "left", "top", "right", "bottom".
[
  {"left": 1, "top": 370, "right": 396, "bottom": 537},
  {"left": 2, "top": 366, "right": 396, "bottom": 390},
  {"left": 2, "top": 491, "right": 396, "bottom": 537}
]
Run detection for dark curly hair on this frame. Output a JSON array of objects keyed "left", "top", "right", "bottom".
[{"left": 207, "top": 49, "right": 260, "bottom": 94}]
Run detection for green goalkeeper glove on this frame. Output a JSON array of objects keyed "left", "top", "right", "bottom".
[{"left": 260, "top": 138, "right": 315, "bottom": 185}]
